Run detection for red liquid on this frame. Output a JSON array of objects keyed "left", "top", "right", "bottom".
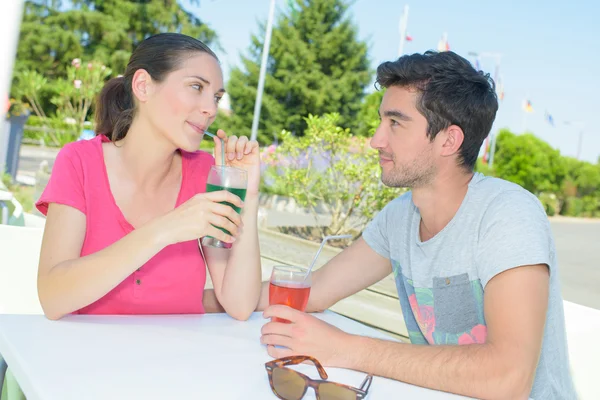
[{"left": 269, "top": 282, "right": 311, "bottom": 323}]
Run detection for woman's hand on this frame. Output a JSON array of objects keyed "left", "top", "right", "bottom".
[
  {"left": 213, "top": 129, "right": 261, "bottom": 195},
  {"left": 155, "top": 191, "right": 244, "bottom": 246}
]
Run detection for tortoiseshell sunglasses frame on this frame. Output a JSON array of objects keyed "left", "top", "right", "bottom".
[{"left": 265, "top": 355, "right": 373, "bottom": 400}]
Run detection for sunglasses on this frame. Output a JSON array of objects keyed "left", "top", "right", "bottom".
[{"left": 265, "top": 355, "right": 373, "bottom": 400}]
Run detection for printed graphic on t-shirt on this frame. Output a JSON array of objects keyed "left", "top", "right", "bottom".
[{"left": 393, "top": 260, "right": 488, "bottom": 345}]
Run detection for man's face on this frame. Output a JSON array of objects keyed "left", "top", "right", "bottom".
[{"left": 370, "top": 86, "right": 437, "bottom": 188}]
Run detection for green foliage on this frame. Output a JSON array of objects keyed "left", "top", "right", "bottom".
[
  {"left": 538, "top": 192, "right": 558, "bottom": 217},
  {"left": 493, "top": 129, "right": 566, "bottom": 194},
  {"left": 11, "top": 0, "right": 218, "bottom": 118},
  {"left": 224, "top": 0, "right": 371, "bottom": 144},
  {"left": 1, "top": 173, "right": 35, "bottom": 214},
  {"left": 262, "top": 114, "right": 403, "bottom": 237},
  {"left": 489, "top": 129, "right": 599, "bottom": 218},
  {"left": 23, "top": 115, "right": 80, "bottom": 147},
  {"left": 50, "top": 60, "right": 112, "bottom": 129},
  {"left": 355, "top": 89, "right": 384, "bottom": 137},
  {"left": 14, "top": 0, "right": 217, "bottom": 79}
]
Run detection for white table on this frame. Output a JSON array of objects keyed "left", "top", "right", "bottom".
[{"left": 0, "top": 311, "right": 466, "bottom": 400}]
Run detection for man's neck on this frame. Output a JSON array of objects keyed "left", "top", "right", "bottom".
[{"left": 412, "top": 168, "right": 474, "bottom": 240}]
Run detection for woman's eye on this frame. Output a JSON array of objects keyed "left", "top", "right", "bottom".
[
  {"left": 215, "top": 95, "right": 223, "bottom": 104},
  {"left": 192, "top": 84, "right": 202, "bottom": 91}
]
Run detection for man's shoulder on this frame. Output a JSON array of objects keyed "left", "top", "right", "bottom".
[{"left": 470, "top": 173, "right": 544, "bottom": 213}]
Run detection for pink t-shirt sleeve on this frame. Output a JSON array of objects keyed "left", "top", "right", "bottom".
[{"left": 36, "top": 143, "right": 86, "bottom": 216}]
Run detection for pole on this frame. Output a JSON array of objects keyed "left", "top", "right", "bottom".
[
  {"left": 250, "top": 0, "right": 276, "bottom": 142},
  {"left": 564, "top": 121, "right": 585, "bottom": 160},
  {"left": 472, "top": 52, "right": 502, "bottom": 168},
  {"left": 398, "top": 5, "right": 409, "bottom": 57},
  {"left": 488, "top": 133, "right": 497, "bottom": 168},
  {"left": 0, "top": 1, "right": 24, "bottom": 136}
]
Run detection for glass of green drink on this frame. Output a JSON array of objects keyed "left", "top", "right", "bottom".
[{"left": 201, "top": 165, "right": 247, "bottom": 249}]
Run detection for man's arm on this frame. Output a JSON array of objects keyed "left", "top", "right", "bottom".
[
  {"left": 256, "top": 237, "right": 392, "bottom": 312},
  {"left": 344, "top": 264, "right": 549, "bottom": 400},
  {"left": 262, "top": 263, "right": 548, "bottom": 400}
]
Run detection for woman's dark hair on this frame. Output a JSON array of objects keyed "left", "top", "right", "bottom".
[
  {"left": 376, "top": 51, "right": 498, "bottom": 170},
  {"left": 95, "top": 33, "right": 218, "bottom": 141}
]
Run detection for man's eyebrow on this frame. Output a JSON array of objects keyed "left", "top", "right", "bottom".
[{"left": 383, "top": 109, "right": 412, "bottom": 121}]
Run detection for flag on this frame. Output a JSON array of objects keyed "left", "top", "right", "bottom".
[
  {"left": 522, "top": 99, "right": 533, "bottom": 113},
  {"left": 405, "top": 34, "right": 413, "bottom": 42},
  {"left": 437, "top": 33, "right": 450, "bottom": 52},
  {"left": 497, "top": 79, "right": 505, "bottom": 101},
  {"left": 545, "top": 111, "right": 554, "bottom": 126},
  {"left": 482, "top": 136, "right": 491, "bottom": 164}
]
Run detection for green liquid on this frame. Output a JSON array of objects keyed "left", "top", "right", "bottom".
[{"left": 206, "top": 183, "right": 247, "bottom": 236}]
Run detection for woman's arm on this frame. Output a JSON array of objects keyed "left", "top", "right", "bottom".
[
  {"left": 202, "top": 193, "right": 261, "bottom": 320},
  {"left": 38, "top": 190, "right": 243, "bottom": 320},
  {"left": 37, "top": 203, "right": 168, "bottom": 320}
]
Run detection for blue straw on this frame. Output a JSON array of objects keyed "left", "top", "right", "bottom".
[{"left": 204, "top": 131, "right": 225, "bottom": 169}]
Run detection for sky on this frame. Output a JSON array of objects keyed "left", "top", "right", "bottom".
[{"left": 183, "top": 0, "right": 599, "bottom": 163}]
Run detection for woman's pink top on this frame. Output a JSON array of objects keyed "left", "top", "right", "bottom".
[{"left": 36, "top": 134, "right": 214, "bottom": 315}]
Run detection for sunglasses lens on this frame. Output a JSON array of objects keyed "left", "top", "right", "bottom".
[
  {"left": 318, "top": 382, "right": 357, "bottom": 400},
  {"left": 271, "top": 367, "right": 307, "bottom": 400}
]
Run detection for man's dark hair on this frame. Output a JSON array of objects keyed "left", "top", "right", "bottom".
[{"left": 376, "top": 51, "right": 498, "bottom": 170}]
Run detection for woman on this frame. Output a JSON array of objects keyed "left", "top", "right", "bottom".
[{"left": 35, "top": 33, "right": 262, "bottom": 321}]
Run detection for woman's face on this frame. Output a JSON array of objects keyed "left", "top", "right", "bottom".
[{"left": 139, "top": 52, "right": 225, "bottom": 152}]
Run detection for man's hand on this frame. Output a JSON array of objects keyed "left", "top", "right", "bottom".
[{"left": 261, "top": 305, "right": 356, "bottom": 367}]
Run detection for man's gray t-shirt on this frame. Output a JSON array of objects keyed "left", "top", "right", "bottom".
[{"left": 362, "top": 173, "right": 576, "bottom": 399}]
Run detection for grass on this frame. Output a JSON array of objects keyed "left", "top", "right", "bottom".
[{"left": 1, "top": 174, "right": 36, "bottom": 213}]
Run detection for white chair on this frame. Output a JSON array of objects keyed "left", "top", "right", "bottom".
[
  {"left": 563, "top": 300, "right": 600, "bottom": 400},
  {"left": 0, "top": 224, "right": 44, "bottom": 314},
  {"left": 0, "top": 224, "right": 44, "bottom": 398}
]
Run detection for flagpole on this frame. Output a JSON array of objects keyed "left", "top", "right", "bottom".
[
  {"left": 250, "top": 0, "right": 276, "bottom": 142},
  {"left": 471, "top": 51, "right": 502, "bottom": 168},
  {"left": 398, "top": 5, "right": 409, "bottom": 57},
  {"left": 564, "top": 121, "right": 585, "bottom": 160}
]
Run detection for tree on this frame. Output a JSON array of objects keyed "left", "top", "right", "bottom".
[
  {"left": 492, "top": 129, "right": 566, "bottom": 194},
  {"left": 224, "top": 0, "right": 371, "bottom": 144},
  {"left": 13, "top": 0, "right": 217, "bottom": 80},
  {"left": 354, "top": 89, "right": 384, "bottom": 137}
]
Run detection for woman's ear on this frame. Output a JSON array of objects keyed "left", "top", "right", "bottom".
[{"left": 131, "top": 69, "right": 153, "bottom": 103}]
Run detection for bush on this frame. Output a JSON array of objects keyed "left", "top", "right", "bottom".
[
  {"left": 538, "top": 192, "right": 558, "bottom": 216},
  {"left": 262, "top": 113, "right": 404, "bottom": 237},
  {"left": 23, "top": 115, "right": 79, "bottom": 147}
]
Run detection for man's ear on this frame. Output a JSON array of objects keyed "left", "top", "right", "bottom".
[{"left": 438, "top": 125, "right": 465, "bottom": 157}]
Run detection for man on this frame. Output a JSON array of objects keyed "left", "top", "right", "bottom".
[{"left": 258, "top": 51, "right": 576, "bottom": 399}]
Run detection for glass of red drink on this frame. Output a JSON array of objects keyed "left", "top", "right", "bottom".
[{"left": 269, "top": 265, "right": 311, "bottom": 323}]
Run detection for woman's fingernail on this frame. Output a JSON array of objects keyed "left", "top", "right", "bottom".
[
  {"left": 228, "top": 153, "right": 235, "bottom": 160},
  {"left": 237, "top": 152, "right": 242, "bottom": 160}
]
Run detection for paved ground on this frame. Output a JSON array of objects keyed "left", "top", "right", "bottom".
[
  {"left": 16, "top": 144, "right": 600, "bottom": 310},
  {"left": 550, "top": 219, "right": 600, "bottom": 309},
  {"left": 15, "top": 145, "right": 58, "bottom": 182}
]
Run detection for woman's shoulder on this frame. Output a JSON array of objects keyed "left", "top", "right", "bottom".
[{"left": 56, "top": 135, "right": 105, "bottom": 162}]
